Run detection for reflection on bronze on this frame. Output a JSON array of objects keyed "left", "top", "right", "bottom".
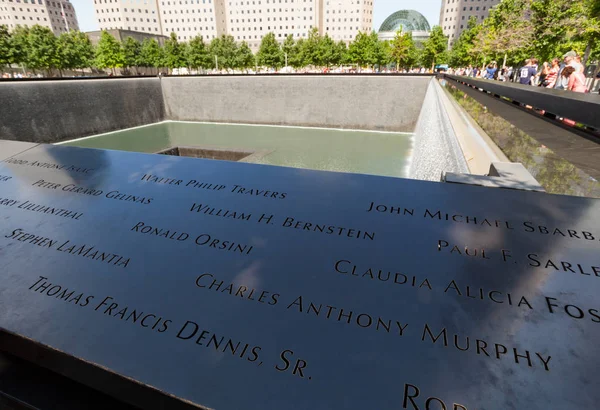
[{"left": 441, "top": 81, "right": 600, "bottom": 198}]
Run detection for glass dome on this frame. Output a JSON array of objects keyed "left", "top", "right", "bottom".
[{"left": 379, "top": 10, "right": 431, "bottom": 32}]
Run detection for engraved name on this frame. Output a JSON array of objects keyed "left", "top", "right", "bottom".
[
  {"left": 4, "top": 228, "right": 130, "bottom": 268},
  {"left": 4, "top": 158, "right": 94, "bottom": 173},
  {"left": 421, "top": 324, "right": 551, "bottom": 371},
  {"left": 31, "top": 179, "right": 153, "bottom": 205},
  {"left": 130, "top": 221, "right": 254, "bottom": 255}
]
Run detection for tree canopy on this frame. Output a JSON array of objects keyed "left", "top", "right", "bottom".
[
  {"left": 421, "top": 26, "right": 448, "bottom": 70},
  {"left": 257, "top": 32, "right": 283, "bottom": 69},
  {"left": 27, "top": 25, "right": 59, "bottom": 73},
  {"left": 8, "top": 26, "right": 30, "bottom": 68},
  {"left": 95, "top": 30, "right": 124, "bottom": 73},
  {"left": 139, "top": 38, "right": 163, "bottom": 69},
  {"left": 122, "top": 36, "right": 142, "bottom": 73},
  {"left": 163, "top": 32, "right": 187, "bottom": 70},
  {"left": 0, "top": 25, "right": 11, "bottom": 68},
  {"left": 236, "top": 41, "right": 254, "bottom": 71},
  {"left": 209, "top": 35, "right": 238, "bottom": 71},
  {"left": 187, "top": 35, "right": 212, "bottom": 70},
  {"left": 449, "top": 17, "right": 481, "bottom": 67},
  {"left": 1, "top": 3, "right": 597, "bottom": 78},
  {"left": 390, "top": 30, "right": 418, "bottom": 69},
  {"left": 448, "top": 0, "right": 600, "bottom": 67}
]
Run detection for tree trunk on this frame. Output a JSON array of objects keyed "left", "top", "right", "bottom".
[
  {"left": 502, "top": 53, "right": 507, "bottom": 69},
  {"left": 583, "top": 42, "right": 593, "bottom": 66}
]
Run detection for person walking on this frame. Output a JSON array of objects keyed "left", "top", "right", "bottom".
[
  {"left": 572, "top": 54, "right": 585, "bottom": 73},
  {"left": 497, "top": 66, "right": 507, "bottom": 81},
  {"left": 555, "top": 51, "right": 576, "bottom": 89},
  {"left": 519, "top": 59, "right": 537, "bottom": 85},
  {"left": 545, "top": 58, "right": 560, "bottom": 88},
  {"left": 484, "top": 62, "right": 497, "bottom": 80},
  {"left": 538, "top": 62, "right": 550, "bottom": 86}
]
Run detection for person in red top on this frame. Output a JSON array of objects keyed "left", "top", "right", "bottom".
[
  {"left": 544, "top": 58, "right": 560, "bottom": 88},
  {"left": 562, "top": 66, "right": 588, "bottom": 93}
]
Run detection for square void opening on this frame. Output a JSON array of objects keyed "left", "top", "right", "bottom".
[{"left": 156, "top": 146, "right": 255, "bottom": 161}]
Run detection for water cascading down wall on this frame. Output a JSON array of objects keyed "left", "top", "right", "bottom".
[{"left": 0, "top": 75, "right": 468, "bottom": 180}]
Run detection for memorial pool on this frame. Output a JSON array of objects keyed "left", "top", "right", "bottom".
[{"left": 58, "top": 121, "right": 414, "bottom": 178}]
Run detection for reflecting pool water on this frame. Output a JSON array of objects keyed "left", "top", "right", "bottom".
[{"left": 59, "top": 122, "right": 413, "bottom": 178}]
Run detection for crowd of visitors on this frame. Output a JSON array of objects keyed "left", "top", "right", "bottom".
[
  {"left": 449, "top": 51, "right": 597, "bottom": 94},
  {"left": 2, "top": 72, "right": 43, "bottom": 79}
]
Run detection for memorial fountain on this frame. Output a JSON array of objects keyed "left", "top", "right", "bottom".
[{"left": 0, "top": 74, "right": 599, "bottom": 410}]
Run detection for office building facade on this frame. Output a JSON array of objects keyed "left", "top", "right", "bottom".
[
  {"left": 439, "top": 0, "right": 500, "bottom": 47},
  {"left": 323, "top": 0, "right": 373, "bottom": 42},
  {"left": 92, "top": 0, "right": 373, "bottom": 49},
  {"left": 0, "top": 0, "right": 79, "bottom": 35}
]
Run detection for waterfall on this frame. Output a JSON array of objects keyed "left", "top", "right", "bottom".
[{"left": 409, "top": 79, "right": 468, "bottom": 181}]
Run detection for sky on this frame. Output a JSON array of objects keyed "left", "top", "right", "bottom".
[{"left": 71, "top": 0, "right": 442, "bottom": 33}]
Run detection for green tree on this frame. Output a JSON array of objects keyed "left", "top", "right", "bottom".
[
  {"left": 236, "top": 41, "right": 254, "bottom": 71},
  {"left": 481, "top": 0, "right": 533, "bottom": 66},
  {"left": 444, "top": 0, "right": 600, "bottom": 71},
  {"left": 282, "top": 34, "right": 295, "bottom": 67},
  {"left": 335, "top": 40, "right": 348, "bottom": 65},
  {"left": 122, "top": 36, "right": 142, "bottom": 74},
  {"left": 289, "top": 38, "right": 306, "bottom": 68},
  {"left": 0, "top": 25, "right": 11, "bottom": 69},
  {"left": 56, "top": 33, "right": 74, "bottom": 74},
  {"left": 581, "top": 0, "right": 600, "bottom": 63},
  {"left": 421, "top": 25, "right": 448, "bottom": 70},
  {"left": 301, "top": 27, "right": 321, "bottom": 66},
  {"left": 348, "top": 31, "right": 384, "bottom": 69},
  {"left": 209, "top": 35, "right": 238, "bottom": 71},
  {"left": 9, "top": 26, "right": 30, "bottom": 68},
  {"left": 187, "top": 35, "right": 212, "bottom": 71},
  {"left": 139, "top": 38, "right": 162, "bottom": 73},
  {"left": 57, "top": 31, "right": 94, "bottom": 75},
  {"left": 348, "top": 31, "right": 375, "bottom": 68},
  {"left": 73, "top": 31, "right": 94, "bottom": 71},
  {"left": 95, "top": 30, "right": 124, "bottom": 74},
  {"left": 390, "top": 30, "right": 417, "bottom": 69},
  {"left": 531, "top": 0, "right": 600, "bottom": 64},
  {"left": 371, "top": 31, "right": 391, "bottom": 69},
  {"left": 449, "top": 16, "right": 480, "bottom": 67},
  {"left": 317, "top": 33, "right": 337, "bottom": 66},
  {"left": 257, "top": 32, "right": 283, "bottom": 70},
  {"left": 163, "top": 32, "right": 187, "bottom": 71},
  {"left": 27, "top": 25, "right": 59, "bottom": 75}
]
